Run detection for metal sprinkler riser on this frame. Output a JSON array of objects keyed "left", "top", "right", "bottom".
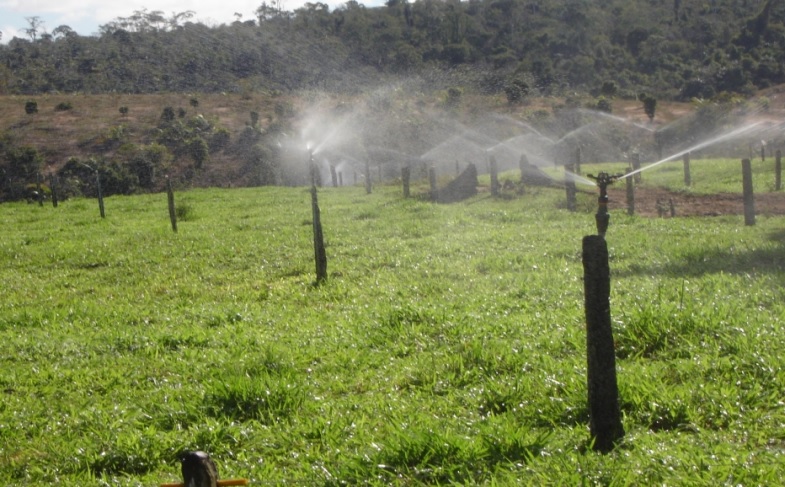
[{"left": 587, "top": 172, "right": 623, "bottom": 237}]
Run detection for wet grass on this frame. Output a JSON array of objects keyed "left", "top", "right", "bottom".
[{"left": 1, "top": 171, "right": 784, "bottom": 485}]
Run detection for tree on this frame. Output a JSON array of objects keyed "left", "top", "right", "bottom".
[
  {"left": 24, "top": 16, "right": 44, "bottom": 41},
  {"left": 188, "top": 137, "right": 210, "bottom": 169},
  {"left": 642, "top": 94, "right": 657, "bottom": 122},
  {"left": 3, "top": 146, "right": 43, "bottom": 199}
]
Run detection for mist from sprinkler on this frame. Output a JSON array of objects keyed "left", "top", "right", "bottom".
[
  {"left": 576, "top": 108, "right": 655, "bottom": 132},
  {"left": 586, "top": 171, "right": 624, "bottom": 237},
  {"left": 623, "top": 121, "right": 766, "bottom": 180}
]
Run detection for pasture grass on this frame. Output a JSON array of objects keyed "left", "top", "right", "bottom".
[
  {"left": 1, "top": 163, "right": 784, "bottom": 485},
  {"left": 551, "top": 156, "right": 782, "bottom": 194}
]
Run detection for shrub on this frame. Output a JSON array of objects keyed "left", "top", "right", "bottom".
[
  {"left": 445, "top": 87, "right": 463, "bottom": 108},
  {"left": 55, "top": 101, "right": 73, "bottom": 111},
  {"left": 24, "top": 100, "right": 38, "bottom": 114},
  {"left": 160, "top": 106, "right": 176, "bottom": 123},
  {"left": 505, "top": 79, "right": 530, "bottom": 104},
  {"left": 596, "top": 96, "right": 613, "bottom": 113}
]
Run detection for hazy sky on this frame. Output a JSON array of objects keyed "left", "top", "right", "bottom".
[{"left": 0, "top": 0, "right": 383, "bottom": 42}]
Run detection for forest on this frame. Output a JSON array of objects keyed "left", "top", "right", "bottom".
[{"left": 1, "top": 0, "right": 783, "bottom": 100}]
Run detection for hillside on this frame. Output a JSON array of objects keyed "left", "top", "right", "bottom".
[
  {"left": 2, "top": 80, "right": 785, "bottom": 202},
  {"left": 1, "top": 0, "right": 784, "bottom": 99}
]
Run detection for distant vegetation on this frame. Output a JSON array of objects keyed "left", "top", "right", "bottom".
[
  {"left": 0, "top": 0, "right": 783, "bottom": 99},
  {"left": 1, "top": 0, "right": 784, "bottom": 201}
]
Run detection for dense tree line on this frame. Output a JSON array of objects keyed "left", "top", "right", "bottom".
[{"left": 0, "top": 0, "right": 783, "bottom": 100}]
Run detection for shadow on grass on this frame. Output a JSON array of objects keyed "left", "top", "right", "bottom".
[{"left": 616, "top": 229, "right": 785, "bottom": 278}]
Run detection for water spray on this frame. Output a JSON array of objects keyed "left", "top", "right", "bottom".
[{"left": 587, "top": 172, "right": 623, "bottom": 237}]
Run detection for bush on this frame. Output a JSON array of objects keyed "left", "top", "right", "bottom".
[
  {"left": 445, "top": 87, "right": 463, "bottom": 108},
  {"left": 505, "top": 79, "right": 530, "bottom": 104},
  {"left": 55, "top": 101, "right": 73, "bottom": 111},
  {"left": 24, "top": 101, "right": 38, "bottom": 114},
  {"left": 596, "top": 96, "right": 613, "bottom": 113}
]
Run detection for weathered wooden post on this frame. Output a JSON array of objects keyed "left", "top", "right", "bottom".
[
  {"left": 364, "top": 160, "right": 372, "bottom": 194},
  {"left": 565, "top": 164, "right": 577, "bottom": 212},
  {"left": 775, "top": 149, "right": 782, "bottom": 191},
  {"left": 96, "top": 169, "right": 106, "bottom": 219},
  {"left": 741, "top": 158, "right": 755, "bottom": 226},
  {"left": 162, "top": 451, "right": 249, "bottom": 487},
  {"left": 682, "top": 152, "right": 691, "bottom": 187},
  {"left": 36, "top": 173, "right": 44, "bottom": 206},
  {"left": 330, "top": 165, "right": 338, "bottom": 187},
  {"left": 582, "top": 235, "right": 624, "bottom": 452},
  {"left": 489, "top": 155, "right": 500, "bottom": 196},
  {"left": 625, "top": 170, "right": 634, "bottom": 216},
  {"left": 429, "top": 166, "right": 438, "bottom": 201},
  {"left": 180, "top": 451, "right": 218, "bottom": 487},
  {"left": 49, "top": 173, "right": 58, "bottom": 208},
  {"left": 631, "top": 152, "right": 641, "bottom": 183},
  {"left": 311, "top": 184, "right": 328, "bottom": 284},
  {"left": 519, "top": 154, "right": 529, "bottom": 182},
  {"left": 761, "top": 144, "right": 766, "bottom": 162},
  {"left": 167, "top": 176, "right": 177, "bottom": 233},
  {"left": 574, "top": 147, "right": 582, "bottom": 175},
  {"left": 402, "top": 166, "right": 411, "bottom": 198}
]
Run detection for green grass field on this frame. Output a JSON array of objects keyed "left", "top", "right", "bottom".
[{"left": 1, "top": 160, "right": 784, "bottom": 486}]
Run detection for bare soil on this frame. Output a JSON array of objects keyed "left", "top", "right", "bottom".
[{"left": 606, "top": 186, "right": 785, "bottom": 217}]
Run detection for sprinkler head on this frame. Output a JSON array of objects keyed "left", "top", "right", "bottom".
[{"left": 586, "top": 172, "right": 623, "bottom": 237}]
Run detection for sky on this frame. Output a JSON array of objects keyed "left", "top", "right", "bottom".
[{"left": 0, "top": 0, "right": 383, "bottom": 42}]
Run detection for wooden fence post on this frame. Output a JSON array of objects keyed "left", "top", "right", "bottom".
[
  {"left": 631, "top": 153, "right": 641, "bottom": 183},
  {"left": 311, "top": 185, "right": 328, "bottom": 284},
  {"left": 96, "top": 170, "right": 106, "bottom": 218},
  {"left": 429, "top": 166, "right": 438, "bottom": 201},
  {"left": 489, "top": 155, "right": 499, "bottom": 196},
  {"left": 49, "top": 174, "right": 58, "bottom": 208},
  {"left": 402, "top": 166, "right": 410, "bottom": 198},
  {"left": 519, "top": 154, "right": 529, "bottom": 183},
  {"left": 565, "top": 164, "right": 577, "bottom": 212},
  {"left": 582, "top": 235, "right": 624, "bottom": 452},
  {"left": 575, "top": 147, "right": 582, "bottom": 176},
  {"left": 364, "top": 160, "right": 372, "bottom": 194},
  {"left": 167, "top": 176, "right": 177, "bottom": 233},
  {"left": 741, "top": 158, "right": 755, "bottom": 226}
]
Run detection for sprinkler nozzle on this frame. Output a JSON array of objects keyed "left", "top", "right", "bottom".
[{"left": 587, "top": 172, "right": 623, "bottom": 237}]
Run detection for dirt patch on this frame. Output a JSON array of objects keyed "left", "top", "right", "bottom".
[{"left": 606, "top": 186, "right": 785, "bottom": 217}]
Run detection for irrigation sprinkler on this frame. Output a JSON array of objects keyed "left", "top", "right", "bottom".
[
  {"left": 582, "top": 170, "right": 625, "bottom": 452},
  {"left": 586, "top": 172, "right": 623, "bottom": 237}
]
